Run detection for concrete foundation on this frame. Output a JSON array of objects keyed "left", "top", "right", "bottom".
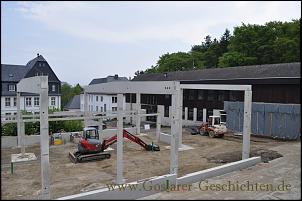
[
  {"left": 56, "top": 174, "right": 177, "bottom": 200},
  {"left": 11, "top": 153, "right": 37, "bottom": 163},
  {"left": 177, "top": 157, "right": 261, "bottom": 185}
]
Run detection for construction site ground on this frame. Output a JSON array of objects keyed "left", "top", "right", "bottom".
[{"left": 1, "top": 127, "right": 296, "bottom": 200}]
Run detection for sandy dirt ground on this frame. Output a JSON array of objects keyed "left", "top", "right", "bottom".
[{"left": 1, "top": 127, "right": 289, "bottom": 200}]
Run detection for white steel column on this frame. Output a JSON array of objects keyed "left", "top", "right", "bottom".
[
  {"left": 242, "top": 89, "right": 252, "bottom": 160},
  {"left": 84, "top": 92, "right": 88, "bottom": 127},
  {"left": 40, "top": 76, "right": 50, "bottom": 199},
  {"left": 193, "top": 108, "right": 197, "bottom": 122},
  {"left": 170, "top": 82, "right": 180, "bottom": 175},
  {"left": 179, "top": 89, "right": 183, "bottom": 147},
  {"left": 136, "top": 93, "right": 141, "bottom": 134},
  {"left": 156, "top": 114, "right": 161, "bottom": 142},
  {"left": 20, "top": 121, "right": 25, "bottom": 156},
  {"left": 184, "top": 107, "right": 188, "bottom": 121},
  {"left": 16, "top": 92, "right": 26, "bottom": 156},
  {"left": 203, "top": 108, "right": 207, "bottom": 122},
  {"left": 116, "top": 93, "right": 124, "bottom": 184},
  {"left": 16, "top": 92, "right": 22, "bottom": 152},
  {"left": 98, "top": 117, "right": 103, "bottom": 142}
]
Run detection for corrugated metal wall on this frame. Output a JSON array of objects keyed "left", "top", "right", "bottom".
[{"left": 224, "top": 101, "right": 301, "bottom": 140}]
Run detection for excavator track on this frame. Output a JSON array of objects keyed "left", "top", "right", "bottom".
[{"left": 69, "top": 151, "right": 111, "bottom": 163}]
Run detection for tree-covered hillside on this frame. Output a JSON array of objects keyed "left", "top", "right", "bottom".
[{"left": 136, "top": 19, "right": 300, "bottom": 75}]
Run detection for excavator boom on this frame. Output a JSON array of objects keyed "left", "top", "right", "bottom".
[{"left": 101, "top": 130, "right": 160, "bottom": 151}]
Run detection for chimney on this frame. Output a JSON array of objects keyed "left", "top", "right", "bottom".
[{"left": 114, "top": 74, "right": 118, "bottom": 80}]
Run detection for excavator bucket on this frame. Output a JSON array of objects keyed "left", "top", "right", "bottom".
[
  {"left": 146, "top": 144, "right": 160, "bottom": 151},
  {"left": 69, "top": 151, "right": 78, "bottom": 163}
]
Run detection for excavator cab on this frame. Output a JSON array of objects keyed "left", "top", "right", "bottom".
[
  {"left": 208, "top": 116, "right": 221, "bottom": 127},
  {"left": 83, "top": 127, "right": 99, "bottom": 140}
]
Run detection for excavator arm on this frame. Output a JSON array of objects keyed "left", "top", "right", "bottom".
[{"left": 100, "top": 130, "right": 160, "bottom": 151}]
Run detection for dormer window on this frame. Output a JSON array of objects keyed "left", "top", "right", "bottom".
[
  {"left": 52, "top": 84, "right": 56, "bottom": 92},
  {"left": 8, "top": 84, "right": 16, "bottom": 91}
]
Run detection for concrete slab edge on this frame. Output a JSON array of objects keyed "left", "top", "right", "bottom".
[
  {"left": 177, "top": 156, "right": 261, "bottom": 185},
  {"left": 56, "top": 174, "right": 177, "bottom": 200}
]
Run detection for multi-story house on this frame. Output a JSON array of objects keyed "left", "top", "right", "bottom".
[
  {"left": 80, "top": 75, "right": 128, "bottom": 113},
  {"left": 1, "top": 54, "right": 61, "bottom": 117}
]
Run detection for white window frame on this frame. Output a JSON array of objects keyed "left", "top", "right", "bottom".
[
  {"left": 13, "top": 97, "right": 17, "bottom": 107},
  {"left": 96, "top": 106, "right": 98, "bottom": 111},
  {"left": 112, "top": 96, "right": 117, "bottom": 103},
  {"left": 101, "top": 96, "right": 103, "bottom": 102},
  {"left": 26, "top": 97, "right": 32, "bottom": 107},
  {"left": 5, "top": 112, "right": 11, "bottom": 120},
  {"left": 34, "top": 97, "right": 40, "bottom": 106},
  {"left": 5, "top": 97, "right": 11, "bottom": 107},
  {"left": 51, "top": 97, "right": 56, "bottom": 106},
  {"left": 96, "top": 96, "right": 98, "bottom": 102},
  {"left": 52, "top": 84, "right": 56, "bottom": 92},
  {"left": 8, "top": 84, "right": 16, "bottom": 91}
]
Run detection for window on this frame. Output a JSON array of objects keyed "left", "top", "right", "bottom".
[
  {"left": 5, "top": 113, "right": 11, "bottom": 120},
  {"left": 5, "top": 98, "right": 11, "bottom": 107},
  {"left": 101, "top": 96, "right": 103, "bottom": 102},
  {"left": 112, "top": 97, "right": 117, "bottom": 103},
  {"left": 34, "top": 97, "right": 40, "bottom": 106},
  {"left": 104, "top": 104, "right": 106, "bottom": 112},
  {"left": 96, "top": 106, "right": 98, "bottom": 111},
  {"left": 164, "top": 106, "right": 169, "bottom": 117},
  {"left": 188, "top": 90, "right": 195, "bottom": 100},
  {"left": 207, "top": 90, "right": 216, "bottom": 101},
  {"left": 51, "top": 97, "right": 56, "bottom": 106},
  {"left": 188, "top": 108, "right": 193, "bottom": 120},
  {"left": 207, "top": 110, "right": 213, "bottom": 120},
  {"left": 112, "top": 107, "right": 117, "bottom": 111},
  {"left": 101, "top": 107, "right": 103, "bottom": 112},
  {"left": 96, "top": 96, "right": 98, "bottom": 102},
  {"left": 197, "top": 108, "right": 203, "bottom": 121},
  {"left": 52, "top": 85, "right": 56, "bottom": 92},
  {"left": 218, "top": 91, "right": 224, "bottom": 101},
  {"left": 13, "top": 98, "right": 17, "bottom": 107},
  {"left": 8, "top": 85, "right": 16, "bottom": 91},
  {"left": 197, "top": 90, "right": 204, "bottom": 100},
  {"left": 26, "top": 97, "right": 32, "bottom": 107}
]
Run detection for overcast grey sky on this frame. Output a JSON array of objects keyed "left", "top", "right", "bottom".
[{"left": 1, "top": 1, "right": 301, "bottom": 85}]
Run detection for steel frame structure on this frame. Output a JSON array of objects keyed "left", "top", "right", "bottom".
[{"left": 13, "top": 78, "right": 252, "bottom": 199}]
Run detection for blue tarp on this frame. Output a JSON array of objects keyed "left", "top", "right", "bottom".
[{"left": 224, "top": 101, "right": 301, "bottom": 140}]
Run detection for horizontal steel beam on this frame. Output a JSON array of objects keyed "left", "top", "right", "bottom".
[
  {"left": 180, "top": 84, "right": 251, "bottom": 91},
  {"left": 1, "top": 113, "right": 160, "bottom": 124},
  {"left": 17, "top": 76, "right": 48, "bottom": 93},
  {"left": 84, "top": 81, "right": 178, "bottom": 94}
]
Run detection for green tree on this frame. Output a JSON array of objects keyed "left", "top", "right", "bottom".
[
  {"left": 218, "top": 51, "right": 257, "bottom": 67},
  {"left": 140, "top": 19, "right": 300, "bottom": 74},
  {"left": 1, "top": 123, "right": 17, "bottom": 136},
  {"left": 61, "top": 83, "right": 83, "bottom": 110}
]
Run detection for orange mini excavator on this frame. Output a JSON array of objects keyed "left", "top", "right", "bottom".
[{"left": 69, "top": 127, "right": 160, "bottom": 163}]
